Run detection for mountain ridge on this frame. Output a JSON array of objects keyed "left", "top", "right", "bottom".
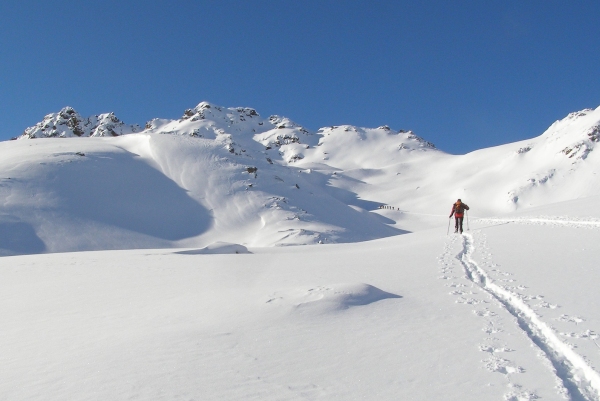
[{"left": 1, "top": 102, "right": 599, "bottom": 255}]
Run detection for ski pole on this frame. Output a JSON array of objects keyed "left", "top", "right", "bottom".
[
  {"left": 447, "top": 217, "right": 451, "bottom": 235},
  {"left": 466, "top": 210, "right": 470, "bottom": 231}
]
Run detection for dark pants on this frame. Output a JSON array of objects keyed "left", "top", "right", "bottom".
[{"left": 455, "top": 216, "right": 464, "bottom": 233}]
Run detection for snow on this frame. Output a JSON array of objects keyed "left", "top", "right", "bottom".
[
  {"left": 2, "top": 102, "right": 600, "bottom": 399},
  {"left": 178, "top": 241, "right": 251, "bottom": 254},
  {"left": 4, "top": 217, "right": 600, "bottom": 400}
]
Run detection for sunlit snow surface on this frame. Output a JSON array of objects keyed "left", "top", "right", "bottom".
[
  {"left": 3, "top": 103, "right": 600, "bottom": 253},
  {"left": 2, "top": 103, "right": 600, "bottom": 399},
  {"left": 3, "top": 209, "right": 600, "bottom": 400}
]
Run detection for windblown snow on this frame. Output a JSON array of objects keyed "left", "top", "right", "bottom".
[{"left": 1, "top": 102, "right": 600, "bottom": 400}]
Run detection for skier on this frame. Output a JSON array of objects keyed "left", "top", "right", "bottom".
[{"left": 449, "top": 199, "right": 470, "bottom": 234}]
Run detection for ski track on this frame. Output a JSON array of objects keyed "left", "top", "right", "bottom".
[
  {"left": 447, "top": 231, "right": 600, "bottom": 401},
  {"left": 439, "top": 236, "right": 546, "bottom": 400},
  {"left": 476, "top": 217, "right": 600, "bottom": 229}
]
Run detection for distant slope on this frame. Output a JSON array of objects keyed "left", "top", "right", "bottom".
[
  {"left": 1, "top": 102, "right": 599, "bottom": 255},
  {"left": 295, "top": 106, "right": 600, "bottom": 217},
  {"left": 0, "top": 133, "right": 403, "bottom": 255}
]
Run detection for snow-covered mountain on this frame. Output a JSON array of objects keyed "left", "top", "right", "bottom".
[
  {"left": 2, "top": 102, "right": 600, "bottom": 255},
  {"left": 306, "top": 106, "right": 600, "bottom": 219},
  {"left": 4, "top": 103, "right": 600, "bottom": 401}
]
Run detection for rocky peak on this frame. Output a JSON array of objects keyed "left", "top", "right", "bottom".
[
  {"left": 405, "top": 132, "right": 436, "bottom": 149},
  {"left": 180, "top": 102, "right": 261, "bottom": 124},
  {"left": 18, "top": 108, "right": 140, "bottom": 139},
  {"left": 566, "top": 108, "right": 595, "bottom": 120},
  {"left": 268, "top": 115, "right": 310, "bottom": 133}
]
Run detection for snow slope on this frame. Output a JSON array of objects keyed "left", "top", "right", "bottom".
[
  {"left": 0, "top": 134, "right": 402, "bottom": 255},
  {"left": 2, "top": 103, "right": 600, "bottom": 400},
  {"left": 3, "top": 102, "right": 600, "bottom": 254},
  {"left": 295, "top": 107, "right": 600, "bottom": 218},
  {"left": 2, "top": 198, "right": 600, "bottom": 400}
]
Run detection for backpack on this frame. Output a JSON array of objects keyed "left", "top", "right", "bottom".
[{"left": 454, "top": 202, "right": 465, "bottom": 214}]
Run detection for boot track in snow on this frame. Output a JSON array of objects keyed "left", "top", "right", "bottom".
[{"left": 456, "top": 233, "right": 600, "bottom": 401}]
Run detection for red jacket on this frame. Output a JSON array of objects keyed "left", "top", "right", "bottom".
[{"left": 450, "top": 201, "right": 469, "bottom": 218}]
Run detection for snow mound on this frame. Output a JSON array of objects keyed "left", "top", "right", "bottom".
[
  {"left": 266, "top": 283, "right": 401, "bottom": 313},
  {"left": 177, "top": 242, "right": 251, "bottom": 255}
]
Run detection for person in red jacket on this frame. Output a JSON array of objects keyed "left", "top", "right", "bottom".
[{"left": 449, "top": 199, "right": 470, "bottom": 233}]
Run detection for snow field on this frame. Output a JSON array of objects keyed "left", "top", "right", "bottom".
[
  {"left": 452, "top": 209, "right": 600, "bottom": 400},
  {"left": 0, "top": 227, "right": 540, "bottom": 401},
  {"left": 4, "top": 207, "right": 600, "bottom": 400}
]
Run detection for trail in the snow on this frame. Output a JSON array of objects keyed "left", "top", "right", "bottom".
[
  {"left": 476, "top": 217, "right": 600, "bottom": 229},
  {"left": 457, "top": 233, "right": 600, "bottom": 401},
  {"left": 439, "top": 235, "right": 546, "bottom": 400}
]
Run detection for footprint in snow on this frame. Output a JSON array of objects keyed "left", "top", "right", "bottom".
[
  {"left": 457, "top": 297, "right": 488, "bottom": 305},
  {"left": 475, "top": 309, "right": 497, "bottom": 318},
  {"left": 479, "top": 344, "right": 514, "bottom": 353},
  {"left": 492, "top": 269, "right": 512, "bottom": 276},
  {"left": 445, "top": 282, "right": 466, "bottom": 288},
  {"left": 522, "top": 294, "right": 544, "bottom": 301},
  {"left": 504, "top": 389, "right": 540, "bottom": 401},
  {"left": 556, "top": 314, "right": 586, "bottom": 325},
  {"left": 449, "top": 289, "right": 474, "bottom": 296},
  {"left": 483, "top": 324, "right": 504, "bottom": 334},
  {"left": 484, "top": 356, "right": 525, "bottom": 374},
  {"left": 559, "top": 330, "right": 598, "bottom": 339},
  {"left": 516, "top": 285, "right": 528, "bottom": 290},
  {"left": 535, "top": 301, "right": 559, "bottom": 309},
  {"left": 438, "top": 275, "right": 458, "bottom": 280}
]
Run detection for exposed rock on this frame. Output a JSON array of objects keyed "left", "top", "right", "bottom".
[
  {"left": 18, "top": 107, "right": 140, "bottom": 139},
  {"left": 516, "top": 146, "right": 532, "bottom": 154}
]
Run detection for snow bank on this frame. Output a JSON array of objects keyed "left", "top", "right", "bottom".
[{"left": 177, "top": 242, "right": 251, "bottom": 255}]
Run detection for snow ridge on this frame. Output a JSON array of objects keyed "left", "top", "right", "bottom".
[
  {"left": 457, "top": 233, "right": 600, "bottom": 401},
  {"left": 3, "top": 102, "right": 600, "bottom": 253}
]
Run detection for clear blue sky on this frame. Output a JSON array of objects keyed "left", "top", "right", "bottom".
[{"left": 1, "top": 1, "right": 598, "bottom": 154}]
